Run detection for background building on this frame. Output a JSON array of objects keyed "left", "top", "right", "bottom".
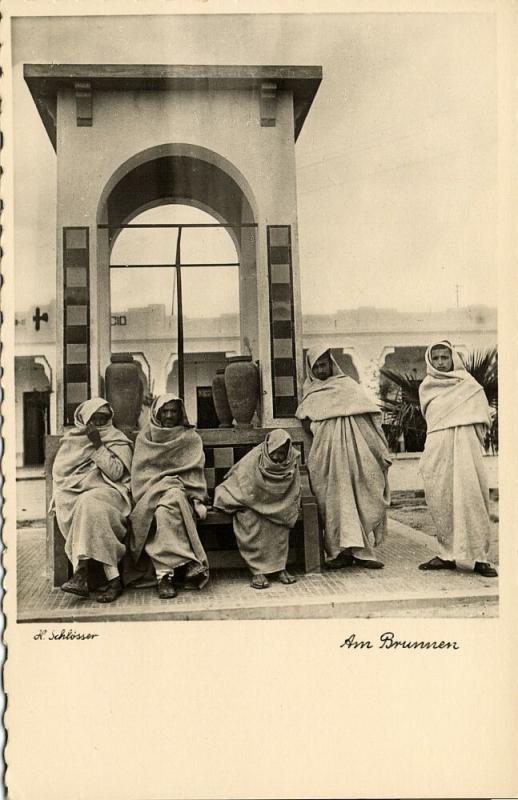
[{"left": 15, "top": 300, "right": 496, "bottom": 467}]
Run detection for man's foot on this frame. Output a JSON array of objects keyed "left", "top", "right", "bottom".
[
  {"left": 61, "top": 567, "right": 89, "bottom": 598},
  {"left": 351, "top": 557, "right": 384, "bottom": 569},
  {"left": 325, "top": 552, "right": 354, "bottom": 570},
  {"left": 277, "top": 569, "right": 297, "bottom": 585},
  {"left": 474, "top": 561, "right": 498, "bottom": 578},
  {"left": 251, "top": 574, "right": 270, "bottom": 590},
  {"left": 419, "top": 556, "right": 456, "bottom": 571},
  {"left": 157, "top": 573, "right": 177, "bottom": 599},
  {"left": 95, "top": 577, "right": 123, "bottom": 603}
]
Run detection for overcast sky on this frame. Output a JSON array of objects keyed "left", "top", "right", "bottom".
[{"left": 12, "top": 12, "right": 497, "bottom": 317}]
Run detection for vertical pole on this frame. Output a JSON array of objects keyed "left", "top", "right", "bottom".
[{"left": 175, "top": 227, "right": 184, "bottom": 399}]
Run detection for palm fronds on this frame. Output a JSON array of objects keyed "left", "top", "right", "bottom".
[
  {"left": 461, "top": 347, "right": 498, "bottom": 406},
  {"left": 379, "top": 368, "right": 426, "bottom": 452}
]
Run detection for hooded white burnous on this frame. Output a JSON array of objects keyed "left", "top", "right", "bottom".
[
  {"left": 296, "top": 345, "right": 391, "bottom": 564},
  {"left": 128, "top": 394, "right": 209, "bottom": 590},
  {"left": 52, "top": 397, "right": 133, "bottom": 574},
  {"left": 214, "top": 429, "right": 301, "bottom": 577},
  {"left": 418, "top": 341, "right": 494, "bottom": 566}
]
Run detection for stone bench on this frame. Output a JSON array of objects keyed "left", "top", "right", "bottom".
[{"left": 45, "top": 427, "right": 323, "bottom": 586}]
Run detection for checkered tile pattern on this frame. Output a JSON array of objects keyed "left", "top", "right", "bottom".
[
  {"left": 204, "top": 444, "right": 255, "bottom": 500},
  {"left": 267, "top": 225, "right": 298, "bottom": 417},
  {"left": 203, "top": 440, "right": 305, "bottom": 500},
  {"left": 63, "top": 227, "right": 90, "bottom": 425}
]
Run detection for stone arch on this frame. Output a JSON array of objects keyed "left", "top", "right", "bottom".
[{"left": 96, "top": 143, "right": 259, "bottom": 380}]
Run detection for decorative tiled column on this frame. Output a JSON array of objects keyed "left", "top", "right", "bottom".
[
  {"left": 266, "top": 225, "right": 298, "bottom": 418},
  {"left": 62, "top": 227, "right": 90, "bottom": 425}
]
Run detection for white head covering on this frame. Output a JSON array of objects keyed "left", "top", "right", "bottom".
[
  {"left": 150, "top": 394, "right": 191, "bottom": 428},
  {"left": 297, "top": 344, "right": 380, "bottom": 421},
  {"left": 259, "top": 429, "right": 299, "bottom": 479},
  {"left": 304, "top": 345, "right": 343, "bottom": 389},
  {"left": 419, "top": 340, "right": 491, "bottom": 432},
  {"left": 73, "top": 398, "right": 113, "bottom": 429},
  {"left": 425, "top": 340, "right": 465, "bottom": 378}
]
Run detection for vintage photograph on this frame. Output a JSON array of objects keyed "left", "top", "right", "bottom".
[{"left": 10, "top": 10, "right": 500, "bottom": 625}]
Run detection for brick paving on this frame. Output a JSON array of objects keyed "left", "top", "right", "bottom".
[{"left": 16, "top": 517, "right": 498, "bottom": 622}]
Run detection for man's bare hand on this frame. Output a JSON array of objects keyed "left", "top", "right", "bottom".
[
  {"left": 193, "top": 500, "right": 208, "bottom": 521},
  {"left": 85, "top": 421, "right": 102, "bottom": 449}
]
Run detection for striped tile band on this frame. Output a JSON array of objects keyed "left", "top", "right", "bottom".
[
  {"left": 63, "top": 227, "right": 90, "bottom": 425},
  {"left": 267, "top": 225, "right": 298, "bottom": 417}
]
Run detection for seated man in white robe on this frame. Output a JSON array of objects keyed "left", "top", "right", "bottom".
[
  {"left": 418, "top": 340, "right": 497, "bottom": 577},
  {"left": 296, "top": 345, "right": 391, "bottom": 570},
  {"left": 52, "top": 398, "right": 133, "bottom": 603},
  {"left": 214, "top": 429, "right": 300, "bottom": 590},
  {"left": 128, "top": 394, "right": 209, "bottom": 599}
]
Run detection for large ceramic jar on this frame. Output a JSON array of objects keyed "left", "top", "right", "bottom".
[
  {"left": 224, "top": 355, "right": 259, "bottom": 428},
  {"left": 211, "top": 369, "right": 233, "bottom": 428},
  {"left": 105, "top": 353, "right": 143, "bottom": 433}
]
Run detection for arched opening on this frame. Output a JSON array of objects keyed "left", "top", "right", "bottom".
[
  {"left": 97, "top": 145, "right": 258, "bottom": 408},
  {"left": 110, "top": 203, "right": 241, "bottom": 424}
]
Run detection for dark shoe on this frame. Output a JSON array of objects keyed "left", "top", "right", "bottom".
[
  {"left": 352, "top": 557, "right": 384, "bottom": 569},
  {"left": 325, "top": 553, "right": 354, "bottom": 570},
  {"left": 474, "top": 562, "right": 498, "bottom": 578},
  {"left": 61, "top": 568, "right": 89, "bottom": 598},
  {"left": 419, "top": 556, "right": 456, "bottom": 571},
  {"left": 157, "top": 573, "right": 177, "bottom": 599},
  {"left": 95, "top": 577, "right": 123, "bottom": 603}
]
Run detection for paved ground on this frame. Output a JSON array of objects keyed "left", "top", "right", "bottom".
[{"left": 16, "top": 509, "right": 499, "bottom": 622}]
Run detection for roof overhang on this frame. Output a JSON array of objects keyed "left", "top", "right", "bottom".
[{"left": 24, "top": 63, "right": 323, "bottom": 150}]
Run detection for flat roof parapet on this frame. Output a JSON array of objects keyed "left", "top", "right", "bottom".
[{"left": 24, "top": 63, "right": 323, "bottom": 149}]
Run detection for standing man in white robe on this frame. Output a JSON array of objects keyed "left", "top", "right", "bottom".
[
  {"left": 296, "top": 345, "right": 391, "bottom": 569},
  {"left": 418, "top": 340, "right": 497, "bottom": 577}
]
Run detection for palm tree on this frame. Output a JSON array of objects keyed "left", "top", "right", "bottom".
[
  {"left": 379, "top": 369, "right": 427, "bottom": 452},
  {"left": 461, "top": 347, "right": 498, "bottom": 452},
  {"left": 461, "top": 347, "right": 498, "bottom": 405},
  {"left": 380, "top": 347, "right": 498, "bottom": 453}
]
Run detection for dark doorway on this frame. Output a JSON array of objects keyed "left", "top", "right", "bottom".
[
  {"left": 23, "top": 391, "right": 50, "bottom": 466},
  {"left": 196, "top": 386, "right": 219, "bottom": 429}
]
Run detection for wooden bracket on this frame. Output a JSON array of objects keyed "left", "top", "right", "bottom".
[
  {"left": 260, "top": 81, "right": 277, "bottom": 128},
  {"left": 74, "top": 81, "right": 92, "bottom": 127}
]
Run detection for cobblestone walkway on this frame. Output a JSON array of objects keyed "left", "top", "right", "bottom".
[{"left": 16, "top": 519, "right": 498, "bottom": 622}]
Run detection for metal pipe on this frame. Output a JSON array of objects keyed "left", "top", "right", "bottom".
[
  {"left": 175, "top": 228, "right": 184, "bottom": 400},
  {"left": 110, "top": 262, "right": 240, "bottom": 269},
  {"left": 99, "top": 222, "right": 257, "bottom": 229}
]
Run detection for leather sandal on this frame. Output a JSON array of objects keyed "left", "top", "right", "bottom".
[
  {"left": 278, "top": 569, "right": 297, "bottom": 584},
  {"left": 419, "top": 556, "right": 456, "bottom": 571},
  {"left": 251, "top": 574, "right": 270, "bottom": 590}
]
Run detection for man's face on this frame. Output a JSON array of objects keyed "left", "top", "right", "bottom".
[
  {"left": 430, "top": 347, "right": 453, "bottom": 373},
  {"left": 90, "top": 405, "right": 112, "bottom": 427},
  {"left": 312, "top": 353, "right": 332, "bottom": 381},
  {"left": 270, "top": 440, "right": 290, "bottom": 464},
  {"left": 158, "top": 401, "right": 182, "bottom": 427}
]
